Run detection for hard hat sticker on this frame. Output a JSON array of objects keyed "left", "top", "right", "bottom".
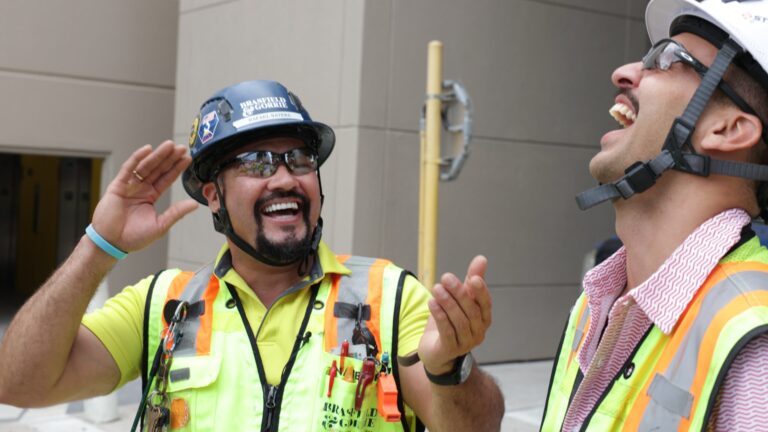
[
  {"left": 232, "top": 111, "right": 304, "bottom": 130},
  {"left": 198, "top": 111, "right": 219, "bottom": 145},
  {"left": 240, "top": 97, "right": 289, "bottom": 117},
  {"left": 188, "top": 116, "right": 200, "bottom": 148}
]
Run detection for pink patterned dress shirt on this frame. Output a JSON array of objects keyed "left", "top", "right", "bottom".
[{"left": 561, "top": 208, "right": 768, "bottom": 431}]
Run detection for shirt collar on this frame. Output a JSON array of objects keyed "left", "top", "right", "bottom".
[
  {"left": 212, "top": 240, "right": 351, "bottom": 296},
  {"left": 584, "top": 208, "right": 752, "bottom": 334}
]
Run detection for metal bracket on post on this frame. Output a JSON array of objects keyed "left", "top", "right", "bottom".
[
  {"left": 438, "top": 80, "right": 473, "bottom": 181},
  {"left": 419, "top": 80, "right": 474, "bottom": 182}
]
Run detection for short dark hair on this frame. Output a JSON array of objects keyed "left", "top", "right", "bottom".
[
  {"left": 712, "top": 64, "right": 768, "bottom": 154},
  {"left": 671, "top": 16, "right": 768, "bottom": 153}
]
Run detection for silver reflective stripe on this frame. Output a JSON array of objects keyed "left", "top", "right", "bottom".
[
  {"left": 639, "top": 270, "right": 768, "bottom": 431},
  {"left": 572, "top": 305, "right": 590, "bottom": 352},
  {"left": 647, "top": 374, "right": 693, "bottom": 418},
  {"left": 173, "top": 264, "right": 214, "bottom": 357},
  {"left": 335, "top": 256, "right": 376, "bottom": 345}
]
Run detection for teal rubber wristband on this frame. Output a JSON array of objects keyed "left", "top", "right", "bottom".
[{"left": 85, "top": 224, "right": 128, "bottom": 260}]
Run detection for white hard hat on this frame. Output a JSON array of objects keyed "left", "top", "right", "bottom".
[{"left": 646, "top": 0, "right": 768, "bottom": 79}]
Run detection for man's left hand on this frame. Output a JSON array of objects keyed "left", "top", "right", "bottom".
[{"left": 418, "top": 255, "right": 492, "bottom": 375}]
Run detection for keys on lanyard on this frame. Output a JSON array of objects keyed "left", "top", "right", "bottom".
[{"left": 146, "top": 405, "right": 170, "bottom": 432}]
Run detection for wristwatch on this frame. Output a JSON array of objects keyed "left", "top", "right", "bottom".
[{"left": 424, "top": 353, "right": 474, "bottom": 386}]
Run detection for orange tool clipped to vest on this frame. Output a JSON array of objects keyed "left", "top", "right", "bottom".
[{"left": 377, "top": 373, "right": 401, "bottom": 422}]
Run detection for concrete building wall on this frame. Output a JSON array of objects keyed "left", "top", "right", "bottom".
[
  {"left": 169, "top": 0, "right": 648, "bottom": 361},
  {"left": 0, "top": 1, "right": 179, "bottom": 293},
  {"left": 351, "top": 0, "right": 647, "bottom": 361}
]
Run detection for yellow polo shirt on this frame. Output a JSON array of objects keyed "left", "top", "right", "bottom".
[{"left": 82, "top": 241, "right": 431, "bottom": 390}]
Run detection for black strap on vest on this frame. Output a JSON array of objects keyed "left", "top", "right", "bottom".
[
  {"left": 580, "top": 325, "right": 654, "bottom": 430},
  {"left": 141, "top": 270, "right": 164, "bottom": 392},
  {"left": 391, "top": 270, "right": 425, "bottom": 432},
  {"left": 163, "top": 299, "right": 206, "bottom": 324},
  {"left": 333, "top": 302, "right": 372, "bottom": 321},
  {"left": 136, "top": 269, "right": 166, "bottom": 431}
]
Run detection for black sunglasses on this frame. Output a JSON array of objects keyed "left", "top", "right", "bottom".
[
  {"left": 217, "top": 148, "right": 318, "bottom": 178},
  {"left": 642, "top": 38, "right": 760, "bottom": 120}
]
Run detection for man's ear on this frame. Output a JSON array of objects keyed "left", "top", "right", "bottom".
[
  {"left": 202, "top": 182, "right": 220, "bottom": 212},
  {"left": 699, "top": 109, "right": 762, "bottom": 154}
]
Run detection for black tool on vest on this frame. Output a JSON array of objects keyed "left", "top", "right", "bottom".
[{"left": 334, "top": 302, "right": 379, "bottom": 357}]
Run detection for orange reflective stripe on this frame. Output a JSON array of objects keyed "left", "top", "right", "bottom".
[
  {"left": 624, "top": 261, "right": 768, "bottom": 430},
  {"left": 163, "top": 271, "right": 194, "bottom": 327},
  {"left": 325, "top": 274, "right": 342, "bottom": 352},
  {"left": 196, "top": 277, "right": 219, "bottom": 356},
  {"left": 567, "top": 300, "right": 589, "bottom": 369},
  {"left": 324, "top": 255, "right": 351, "bottom": 352},
  {"left": 623, "top": 266, "right": 729, "bottom": 430},
  {"left": 679, "top": 290, "right": 768, "bottom": 431},
  {"left": 366, "top": 259, "right": 390, "bottom": 358}
]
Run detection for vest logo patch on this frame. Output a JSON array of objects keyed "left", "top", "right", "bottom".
[{"left": 321, "top": 403, "right": 378, "bottom": 431}]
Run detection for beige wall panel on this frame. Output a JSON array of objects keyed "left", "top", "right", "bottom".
[
  {"left": 174, "top": 2, "right": 258, "bottom": 135},
  {"left": 0, "top": 1, "right": 178, "bottom": 87},
  {"left": 374, "top": 132, "right": 615, "bottom": 285},
  {"left": 349, "top": 128, "right": 388, "bottom": 256},
  {"left": 338, "top": 1, "right": 366, "bottom": 127},
  {"left": 384, "top": 0, "right": 627, "bottom": 146},
  {"left": 320, "top": 127, "right": 359, "bottom": 253},
  {"left": 174, "top": 0, "right": 359, "bottom": 138},
  {"left": 0, "top": 73, "right": 175, "bottom": 294},
  {"left": 359, "top": 0, "right": 393, "bottom": 128},
  {"left": 475, "top": 285, "right": 580, "bottom": 362},
  {"left": 0, "top": 74, "right": 174, "bottom": 154},
  {"left": 374, "top": 130, "right": 421, "bottom": 270}
]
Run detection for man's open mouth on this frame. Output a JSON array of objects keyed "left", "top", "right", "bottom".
[
  {"left": 609, "top": 102, "right": 637, "bottom": 128},
  {"left": 261, "top": 201, "right": 300, "bottom": 217}
]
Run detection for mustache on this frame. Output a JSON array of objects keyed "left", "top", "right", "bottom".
[
  {"left": 615, "top": 89, "right": 640, "bottom": 114},
  {"left": 254, "top": 190, "right": 310, "bottom": 214}
]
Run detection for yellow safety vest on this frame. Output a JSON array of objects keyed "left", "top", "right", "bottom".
[
  {"left": 142, "top": 256, "right": 422, "bottom": 432},
  {"left": 541, "top": 258, "right": 768, "bottom": 431}
]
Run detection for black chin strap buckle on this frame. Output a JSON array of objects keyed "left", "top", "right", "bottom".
[{"left": 616, "top": 161, "right": 658, "bottom": 198}]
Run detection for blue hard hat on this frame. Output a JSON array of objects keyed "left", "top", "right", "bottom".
[{"left": 182, "top": 80, "right": 335, "bottom": 204}]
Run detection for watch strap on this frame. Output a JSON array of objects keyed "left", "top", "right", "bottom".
[{"left": 424, "top": 354, "right": 469, "bottom": 386}]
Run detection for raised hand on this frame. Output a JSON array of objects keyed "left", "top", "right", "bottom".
[
  {"left": 418, "top": 255, "right": 492, "bottom": 375},
  {"left": 90, "top": 141, "right": 199, "bottom": 254}
]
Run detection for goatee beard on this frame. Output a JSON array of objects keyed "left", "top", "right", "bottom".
[{"left": 254, "top": 191, "right": 312, "bottom": 265}]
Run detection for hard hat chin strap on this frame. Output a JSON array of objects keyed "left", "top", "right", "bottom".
[
  {"left": 211, "top": 179, "right": 322, "bottom": 276},
  {"left": 577, "top": 39, "right": 768, "bottom": 210}
]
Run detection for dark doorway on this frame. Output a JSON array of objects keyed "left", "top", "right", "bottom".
[{"left": 0, "top": 153, "right": 101, "bottom": 307}]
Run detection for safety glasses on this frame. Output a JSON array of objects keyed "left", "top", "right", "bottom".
[
  {"left": 642, "top": 38, "right": 760, "bottom": 118},
  {"left": 218, "top": 147, "right": 318, "bottom": 178}
]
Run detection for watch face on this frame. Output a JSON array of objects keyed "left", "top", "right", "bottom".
[{"left": 459, "top": 353, "right": 474, "bottom": 383}]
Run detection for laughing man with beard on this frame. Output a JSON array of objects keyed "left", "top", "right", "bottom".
[{"left": 0, "top": 80, "right": 504, "bottom": 432}]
